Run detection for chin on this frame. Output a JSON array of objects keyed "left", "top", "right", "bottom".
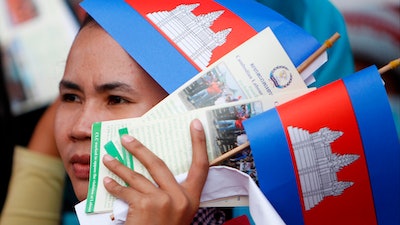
[{"left": 71, "top": 178, "right": 90, "bottom": 201}]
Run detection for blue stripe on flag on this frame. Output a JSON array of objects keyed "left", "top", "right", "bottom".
[
  {"left": 343, "top": 65, "right": 400, "bottom": 225},
  {"left": 215, "top": 0, "right": 320, "bottom": 66},
  {"left": 80, "top": 0, "right": 198, "bottom": 93},
  {"left": 243, "top": 108, "right": 304, "bottom": 225}
]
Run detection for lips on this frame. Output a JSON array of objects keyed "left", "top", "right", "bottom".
[{"left": 70, "top": 154, "right": 91, "bottom": 180}]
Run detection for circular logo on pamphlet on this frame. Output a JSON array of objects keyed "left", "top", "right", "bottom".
[{"left": 270, "top": 65, "right": 293, "bottom": 88}]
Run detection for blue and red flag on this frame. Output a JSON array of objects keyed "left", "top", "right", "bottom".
[
  {"left": 80, "top": 0, "right": 321, "bottom": 93},
  {"left": 243, "top": 65, "right": 400, "bottom": 224}
]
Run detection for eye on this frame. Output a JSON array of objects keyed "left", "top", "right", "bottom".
[
  {"left": 61, "top": 93, "right": 80, "bottom": 103},
  {"left": 108, "top": 95, "right": 129, "bottom": 105}
]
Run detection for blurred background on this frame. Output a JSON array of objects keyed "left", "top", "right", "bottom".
[
  {"left": 0, "top": 0, "right": 84, "bottom": 220},
  {"left": 331, "top": 0, "right": 400, "bottom": 142},
  {"left": 0, "top": 0, "right": 398, "bottom": 223},
  {"left": 332, "top": 0, "right": 400, "bottom": 95}
]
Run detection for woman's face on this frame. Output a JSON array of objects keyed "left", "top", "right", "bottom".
[{"left": 55, "top": 23, "right": 168, "bottom": 201}]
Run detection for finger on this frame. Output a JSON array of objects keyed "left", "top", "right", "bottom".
[
  {"left": 102, "top": 154, "right": 157, "bottom": 193},
  {"left": 181, "top": 119, "right": 209, "bottom": 200},
  {"left": 120, "top": 135, "right": 178, "bottom": 189},
  {"left": 103, "top": 175, "right": 143, "bottom": 202}
]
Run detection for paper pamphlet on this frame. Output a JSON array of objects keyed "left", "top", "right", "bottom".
[
  {"left": 143, "top": 27, "right": 308, "bottom": 120},
  {"left": 85, "top": 27, "right": 313, "bottom": 213}
]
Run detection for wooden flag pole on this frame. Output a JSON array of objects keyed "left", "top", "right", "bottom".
[
  {"left": 296, "top": 32, "right": 341, "bottom": 74},
  {"left": 378, "top": 58, "right": 400, "bottom": 74},
  {"left": 209, "top": 141, "right": 250, "bottom": 166}
]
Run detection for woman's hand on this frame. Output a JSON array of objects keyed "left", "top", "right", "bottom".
[{"left": 102, "top": 119, "right": 209, "bottom": 225}]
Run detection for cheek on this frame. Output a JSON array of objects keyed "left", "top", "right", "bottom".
[
  {"left": 142, "top": 90, "right": 168, "bottom": 111},
  {"left": 54, "top": 111, "right": 70, "bottom": 153}
]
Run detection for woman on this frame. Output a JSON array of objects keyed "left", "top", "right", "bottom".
[{"left": 0, "top": 15, "right": 225, "bottom": 225}]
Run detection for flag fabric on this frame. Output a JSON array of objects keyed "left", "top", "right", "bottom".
[
  {"left": 243, "top": 65, "right": 400, "bottom": 225},
  {"left": 80, "top": 0, "right": 321, "bottom": 93}
]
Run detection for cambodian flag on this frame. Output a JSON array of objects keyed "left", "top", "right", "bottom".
[
  {"left": 80, "top": 0, "right": 321, "bottom": 93},
  {"left": 243, "top": 65, "right": 400, "bottom": 225}
]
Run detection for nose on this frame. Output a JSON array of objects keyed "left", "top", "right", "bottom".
[{"left": 69, "top": 103, "right": 101, "bottom": 142}]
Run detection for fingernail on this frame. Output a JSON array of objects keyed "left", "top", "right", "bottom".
[
  {"left": 104, "top": 177, "right": 112, "bottom": 184},
  {"left": 193, "top": 119, "right": 203, "bottom": 131},
  {"left": 122, "top": 135, "right": 135, "bottom": 143},
  {"left": 103, "top": 154, "right": 115, "bottom": 162}
]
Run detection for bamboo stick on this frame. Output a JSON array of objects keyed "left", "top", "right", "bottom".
[
  {"left": 209, "top": 141, "right": 250, "bottom": 166},
  {"left": 297, "top": 32, "right": 341, "bottom": 73},
  {"left": 378, "top": 58, "right": 400, "bottom": 74}
]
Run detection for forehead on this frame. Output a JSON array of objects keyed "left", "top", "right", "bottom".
[{"left": 63, "top": 24, "right": 148, "bottom": 86}]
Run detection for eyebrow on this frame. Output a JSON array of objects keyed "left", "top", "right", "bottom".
[
  {"left": 95, "top": 82, "right": 134, "bottom": 93},
  {"left": 59, "top": 80, "right": 136, "bottom": 94},
  {"left": 59, "top": 80, "right": 81, "bottom": 92}
]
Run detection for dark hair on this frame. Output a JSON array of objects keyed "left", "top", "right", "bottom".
[{"left": 79, "top": 13, "right": 98, "bottom": 30}]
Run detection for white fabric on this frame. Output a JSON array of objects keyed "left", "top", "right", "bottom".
[{"left": 75, "top": 166, "right": 285, "bottom": 225}]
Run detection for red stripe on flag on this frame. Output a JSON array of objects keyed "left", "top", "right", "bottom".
[
  {"left": 276, "top": 80, "right": 377, "bottom": 225},
  {"left": 125, "top": 0, "right": 257, "bottom": 70}
]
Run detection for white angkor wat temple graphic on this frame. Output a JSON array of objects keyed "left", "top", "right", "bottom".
[
  {"left": 287, "top": 126, "right": 360, "bottom": 210},
  {"left": 146, "top": 3, "right": 232, "bottom": 70}
]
